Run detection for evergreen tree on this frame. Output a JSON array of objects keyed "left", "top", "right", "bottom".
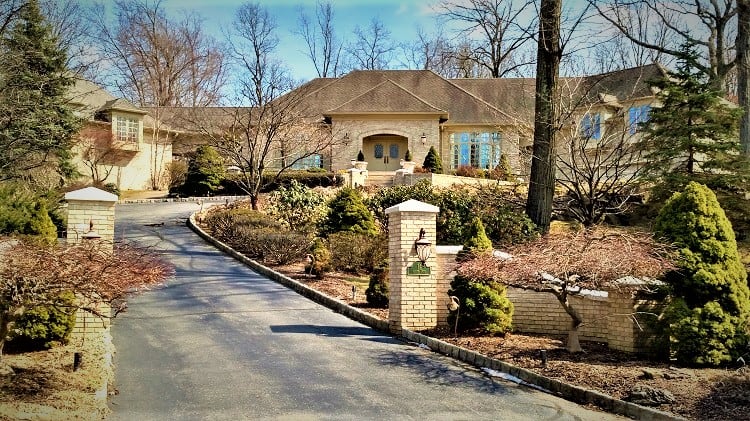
[
  {"left": 183, "top": 145, "right": 225, "bottom": 196},
  {"left": 320, "top": 187, "right": 377, "bottom": 236},
  {"left": 0, "top": 0, "right": 80, "bottom": 182},
  {"left": 463, "top": 217, "right": 492, "bottom": 254},
  {"left": 655, "top": 182, "right": 750, "bottom": 365},
  {"left": 422, "top": 146, "right": 443, "bottom": 173},
  {"left": 639, "top": 42, "right": 748, "bottom": 196}
]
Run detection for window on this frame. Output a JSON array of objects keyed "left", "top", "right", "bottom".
[
  {"left": 114, "top": 115, "right": 139, "bottom": 142},
  {"left": 389, "top": 144, "right": 399, "bottom": 159},
  {"left": 290, "top": 154, "right": 323, "bottom": 170},
  {"left": 581, "top": 113, "right": 601, "bottom": 139},
  {"left": 450, "top": 132, "right": 501, "bottom": 169},
  {"left": 628, "top": 105, "right": 651, "bottom": 134},
  {"left": 374, "top": 144, "right": 384, "bottom": 159}
]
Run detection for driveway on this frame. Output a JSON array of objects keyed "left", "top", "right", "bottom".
[{"left": 109, "top": 202, "right": 624, "bottom": 420}]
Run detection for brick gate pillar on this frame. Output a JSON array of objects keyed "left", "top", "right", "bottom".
[
  {"left": 385, "top": 199, "right": 440, "bottom": 335},
  {"left": 64, "top": 187, "right": 118, "bottom": 249}
]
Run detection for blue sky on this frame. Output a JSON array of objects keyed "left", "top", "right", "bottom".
[{"left": 159, "top": 0, "right": 443, "bottom": 81}]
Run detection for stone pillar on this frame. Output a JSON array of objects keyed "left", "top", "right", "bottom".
[
  {"left": 64, "top": 187, "right": 118, "bottom": 247},
  {"left": 347, "top": 168, "right": 368, "bottom": 188},
  {"left": 385, "top": 199, "right": 440, "bottom": 334}
]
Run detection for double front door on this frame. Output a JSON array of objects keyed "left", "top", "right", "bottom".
[{"left": 364, "top": 135, "right": 407, "bottom": 171}]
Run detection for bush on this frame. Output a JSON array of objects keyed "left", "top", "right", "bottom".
[
  {"left": 422, "top": 146, "right": 443, "bottom": 174},
  {"left": 204, "top": 206, "right": 282, "bottom": 245},
  {"left": 366, "top": 264, "right": 389, "bottom": 307},
  {"left": 454, "top": 166, "right": 483, "bottom": 178},
  {"left": 655, "top": 182, "right": 750, "bottom": 365},
  {"left": 463, "top": 217, "right": 492, "bottom": 255},
  {"left": 319, "top": 188, "right": 378, "bottom": 236},
  {"left": 435, "top": 188, "right": 475, "bottom": 245},
  {"left": 448, "top": 273, "right": 513, "bottom": 336},
  {"left": 166, "top": 160, "right": 188, "bottom": 191},
  {"left": 268, "top": 180, "right": 326, "bottom": 232},
  {"left": 8, "top": 292, "right": 76, "bottom": 351},
  {"left": 99, "top": 182, "right": 120, "bottom": 197},
  {"left": 306, "top": 238, "right": 331, "bottom": 279},
  {"left": 357, "top": 150, "right": 365, "bottom": 161},
  {"left": 327, "top": 232, "right": 387, "bottom": 274},
  {"left": 473, "top": 186, "right": 538, "bottom": 247},
  {"left": 182, "top": 145, "right": 226, "bottom": 196},
  {"left": 404, "top": 149, "right": 412, "bottom": 161},
  {"left": 366, "top": 179, "right": 436, "bottom": 231},
  {"left": 255, "top": 230, "right": 312, "bottom": 265},
  {"left": 487, "top": 155, "right": 514, "bottom": 182},
  {"left": 0, "top": 185, "right": 57, "bottom": 243}
]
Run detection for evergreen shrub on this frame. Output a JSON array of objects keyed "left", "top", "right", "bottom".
[
  {"left": 327, "top": 232, "right": 386, "bottom": 274},
  {"left": 181, "top": 145, "right": 226, "bottom": 196},
  {"left": 319, "top": 188, "right": 377, "bottom": 236},
  {"left": 655, "top": 182, "right": 750, "bottom": 365},
  {"left": 268, "top": 180, "right": 326, "bottom": 232},
  {"left": 8, "top": 292, "right": 76, "bottom": 351},
  {"left": 306, "top": 238, "right": 331, "bottom": 278},
  {"left": 448, "top": 274, "right": 513, "bottom": 336},
  {"left": 365, "top": 264, "right": 389, "bottom": 307},
  {"left": 422, "top": 146, "right": 443, "bottom": 173}
]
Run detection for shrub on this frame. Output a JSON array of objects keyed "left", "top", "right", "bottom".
[
  {"left": 319, "top": 188, "right": 378, "bottom": 236},
  {"left": 327, "top": 232, "right": 386, "bottom": 274},
  {"left": 8, "top": 292, "right": 77, "bottom": 351},
  {"left": 463, "top": 217, "right": 492, "bottom": 254},
  {"left": 268, "top": 180, "right": 326, "bottom": 232},
  {"left": 306, "top": 238, "right": 331, "bottom": 279},
  {"left": 255, "top": 231, "right": 312, "bottom": 265},
  {"left": 404, "top": 149, "right": 412, "bottom": 161},
  {"left": 366, "top": 180, "right": 436, "bottom": 231},
  {"left": 0, "top": 185, "right": 57, "bottom": 243},
  {"left": 487, "top": 155, "right": 514, "bottom": 182},
  {"left": 183, "top": 145, "right": 225, "bottom": 196},
  {"left": 366, "top": 264, "right": 389, "bottom": 307},
  {"left": 473, "top": 186, "right": 538, "bottom": 247},
  {"left": 204, "top": 206, "right": 282, "bottom": 245},
  {"left": 357, "top": 150, "right": 365, "bottom": 161},
  {"left": 166, "top": 160, "right": 188, "bottom": 191},
  {"left": 99, "top": 182, "right": 121, "bottom": 197},
  {"left": 454, "top": 166, "right": 483, "bottom": 178},
  {"left": 655, "top": 182, "right": 750, "bottom": 365},
  {"left": 435, "top": 188, "right": 475, "bottom": 245},
  {"left": 447, "top": 273, "right": 513, "bottom": 336},
  {"left": 422, "top": 146, "right": 443, "bottom": 174}
]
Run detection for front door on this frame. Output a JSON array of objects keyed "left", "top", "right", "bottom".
[{"left": 364, "top": 135, "right": 407, "bottom": 171}]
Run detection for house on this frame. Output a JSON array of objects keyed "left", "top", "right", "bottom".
[
  {"left": 67, "top": 78, "right": 175, "bottom": 191},
  {"left": 64, "top": 64, "right": 666, "bottom": 191}
]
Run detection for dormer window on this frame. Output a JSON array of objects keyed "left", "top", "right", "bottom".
[{"left": 113, "top": 114, "right": 139, "bottom": 142}]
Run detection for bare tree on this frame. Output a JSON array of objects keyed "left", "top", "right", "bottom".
[
  {"left": 401, "top": 26, "right": 452, "bottom": 73},
  {"left": 527, "top": 0, "right": 563, "bottom": 233},
  {"left": 348, "top": 17, "right": 397, "bottom": 70},
  {"left": 438, "top": 0, "right": 536, "bottom": 78},
  {"left": 589, "top": 0, "right": 736, "bottom": 92},
  {"left": 295, "top": 0, "right": 342, "bottom": 77},
  {"left": 458, "top": 228, "right": 674, "bottom": 352},
  {"left": 182, "top": 2, "right": 342, "bottom": 210}
]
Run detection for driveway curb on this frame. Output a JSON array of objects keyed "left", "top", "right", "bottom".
[
  {"left": 119, "top": 195, "right": 249, "bottom": 204},
  {"left": 187, "top": 212, "right": 682, "bottom": 421}
]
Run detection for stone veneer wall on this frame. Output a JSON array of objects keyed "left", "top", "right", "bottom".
[
  {"left": 71, "top": 300, "right": 111, "bottom": 338},
  {"left": 66, "top": 200, "right": 116, "bottom": 244}
]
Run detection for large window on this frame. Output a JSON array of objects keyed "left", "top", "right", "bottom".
[
  {"left": 290, "top": 154, "right": 323, "bottom": 170},
  {"left": 113, "top": 115, "right": 139, "bottom": 142},
  {"left": 581, "top": 113, "right": 601, "bottom": 139},
  {"left": 450, "top": 132, "right": 501, "bottom": 169},
  {"left": 628, "top": 105, "right": 651, "bottom": 134}
]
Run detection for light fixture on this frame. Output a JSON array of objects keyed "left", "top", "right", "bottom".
[
  {"left": 81, "top": 218, "right": 101, "bottom": 241},
  {"left": 343, "top": 132, "right": 350, "bottom": 144},
  {"left": 420, "top": 133, "right": 427, "bottom": 144},
  {"left": 414, "top": 228, "right": 432, "bottom": 264}
]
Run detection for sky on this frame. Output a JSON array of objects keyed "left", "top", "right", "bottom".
[{"left": 155, "top": 0, "right": 445, "bottom": 82}]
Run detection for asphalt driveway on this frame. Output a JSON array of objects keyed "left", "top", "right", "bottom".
[{"left": 108, "top": 202, "right": 624, "bottom": 420}]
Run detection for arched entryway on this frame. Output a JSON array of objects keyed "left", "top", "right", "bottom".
[{"left": 363, "top": 134, "right": 408, "bottom": 171}]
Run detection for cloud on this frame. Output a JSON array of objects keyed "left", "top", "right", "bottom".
[{"left": 396, "top": 3, "right": 409, "bottom": 15}]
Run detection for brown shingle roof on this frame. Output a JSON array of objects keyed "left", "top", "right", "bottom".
[{"left": 326, "top": 79, "right": 447, "bottom": 116}]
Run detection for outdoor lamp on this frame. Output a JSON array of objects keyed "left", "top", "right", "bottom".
[
  {"left": 343, "top": 132, "right": 350, "bottom": 144},
  {"left": 420, "top": 133, "right": 427, "bottom": 144},
  {"left": 415, "top": 228, "right": 432, "bottom": 264},
  {"left": 81, "top": 218, "right": 101, "bottom": 241}
]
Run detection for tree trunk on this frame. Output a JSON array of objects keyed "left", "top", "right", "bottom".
[
  {"left": 526, "top": 0, "right": 562, "bottom": 234},
  {"left": 738, "top": 0, "right": 750, "bottom": 155},
  {"left": 554, "top": 291, "right": 585, "bottom": 353}
]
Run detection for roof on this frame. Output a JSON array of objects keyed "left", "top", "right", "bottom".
[
  {"left": 68, "top": 78, "right": 147, "bottom": 118},
  {"left": 326, "top": 79, "right": 447, "bottom": 116}
]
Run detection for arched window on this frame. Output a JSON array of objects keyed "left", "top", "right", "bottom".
[{"left": 374, "top": 144, "right": 384, "bottom": 159}]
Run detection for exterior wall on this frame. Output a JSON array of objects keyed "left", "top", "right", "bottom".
[
  {"left": 71, "top": 300, "right": 111, "bottom": 338},
  {"left": 440, "top": 125, "right": 522, "bottom": 173},
  {"left": 395, "top": 172, "right": 515, "bottom": 189},
  {"left": 331, "top": 117, "right": 440, "bottom": 171}
]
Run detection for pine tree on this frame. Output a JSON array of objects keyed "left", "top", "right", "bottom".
[
  {"left": 183, "top": 145, "right": 225, "bottom": 196},
  {"left": 655, "top": 182, "right": 750, "bottom": 365},
  {"left": 639, "top": 42, "right": 748, "bottom": 197},
  {"left": 0, "top": 0, "right": 80, "bottom": 182},
  {"left": 320, "top": 188, "right": 377, "bottom": 236},
  {"left": 422, "top": 146, "right": 443, "bottom": 173}
]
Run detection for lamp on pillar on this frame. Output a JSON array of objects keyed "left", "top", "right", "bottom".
[
  {"left": 81, "top": 218, "right": 101, "bottom": 241},
  {"left": 415, "top": 228, "right": 432, "bottom": 264}
]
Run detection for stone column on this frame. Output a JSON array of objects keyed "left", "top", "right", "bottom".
[
  {"left": 386, "top": 199, "right": 440, "bottom": 334},
  {"left": 64, "top": 187, "right": 118, "bottom": 248}
]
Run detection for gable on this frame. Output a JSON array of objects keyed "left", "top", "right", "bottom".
[{"left": 326, "top": 79, "right": 447, "bottom": 117}]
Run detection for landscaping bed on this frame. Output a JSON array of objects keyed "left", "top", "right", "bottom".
[{"left": 274, "top": 260, "right": 750, "bottom": 421}]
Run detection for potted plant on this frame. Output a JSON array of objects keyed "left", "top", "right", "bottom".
[
  {"left": 353, "top": 150, "right": 368, "bottom": 170},
  {"left": 400, "top": 149, "right": 416, "bottom": 172}
]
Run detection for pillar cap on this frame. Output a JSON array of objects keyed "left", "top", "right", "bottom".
[
  {"left": 64, "top": 187, "right": 118, "bottom": 202},
  {"left": 385, "top": 199, "right": 439, "bottom": 215}
]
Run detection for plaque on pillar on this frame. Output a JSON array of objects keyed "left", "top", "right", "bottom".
[{"left": 406, "top": 261, "right": 431, "bottom": 276}]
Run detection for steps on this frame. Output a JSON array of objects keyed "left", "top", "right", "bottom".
[{"left": 366, "top": 171, "right": 395, "bottom": 187}]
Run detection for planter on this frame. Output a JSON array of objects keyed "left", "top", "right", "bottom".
[
  {"left": 353, "top": 161, "right": 368, "bottom": 171},
  {"left": 400, "top": 160, "right": 416, "bottom": 173}
]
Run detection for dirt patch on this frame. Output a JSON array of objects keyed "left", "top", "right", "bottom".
[
  {"left": 0, "top": 333, "right": 111, "bottom": 420},
  {"left": 273, "top": 261, "right": 750, "bottom": 421}
]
